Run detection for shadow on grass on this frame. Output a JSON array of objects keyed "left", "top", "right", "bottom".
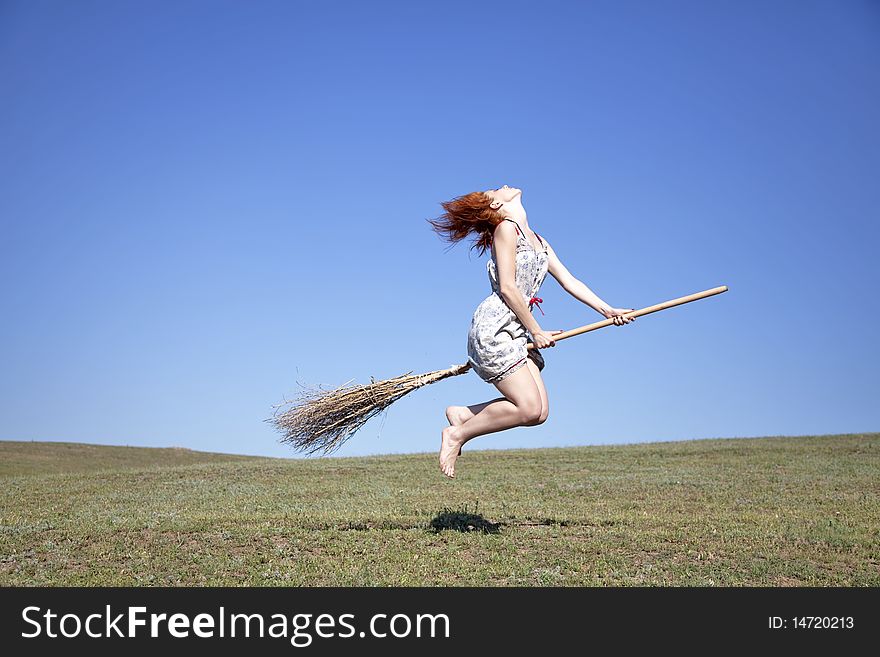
[{"left": 429, "top": 506, "right": 502, "bottom": 534}]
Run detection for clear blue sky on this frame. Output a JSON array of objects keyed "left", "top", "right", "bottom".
[{"left": 1, "top": 0, "right": 877, "bottom": 459}]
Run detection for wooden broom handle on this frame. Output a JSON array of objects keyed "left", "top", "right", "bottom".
[{"left": 526, "top": 285, "right": 728, "bottom": 349}]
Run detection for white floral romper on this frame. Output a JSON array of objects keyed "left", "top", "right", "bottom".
[{"left": 467, "top": 218, "right": 549, "bottom": 384}]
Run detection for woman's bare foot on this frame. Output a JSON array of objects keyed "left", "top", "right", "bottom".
[
  {"left": 439, "top": 425, "right": 464, "bottom": 478},
  {"left": 445, "top": 405, "right": 473, "bottom": 456}
]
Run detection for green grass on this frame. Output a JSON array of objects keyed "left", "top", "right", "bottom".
[
  {"left": 1, "top": 434, "right": 878, "bottom": 586},
  {"left": 0, "top": 441, "right": 261, "bottom": 476}
]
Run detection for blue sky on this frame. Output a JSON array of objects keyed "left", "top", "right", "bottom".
[{"left": 1, "top": 0, "right": 877, "bottom": 459}]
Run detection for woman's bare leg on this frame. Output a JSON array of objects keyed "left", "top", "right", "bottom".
[
  {"left": 445, "top": 397, "right": 506, "bottom": 427},
  {"left": 447, "top": 359, "right": 548, "bottom": 427},
  {"left": 439, "top": 363, "right": 544, "bottom": 478},
  {"left": 523, "top": 358, "right": 550, "bottom": 424},
  {"left": 445, "top": 396, "right": 507, "bottom": 457}
]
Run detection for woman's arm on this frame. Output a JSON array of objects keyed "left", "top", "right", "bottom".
[
  {"left": 544, "top": 239, "right": 615, "bottom": 317},
  {"left": 493, "top": 221, "right": 543, "bottom": 335}
]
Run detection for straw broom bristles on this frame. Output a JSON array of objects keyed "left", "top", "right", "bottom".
[{"left": 266, "top": 361, "right": 473, "bottom": 455}]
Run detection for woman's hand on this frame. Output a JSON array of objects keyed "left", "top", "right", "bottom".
[
  {"left": 532, "top": 329, "right": 564, "bottom": 348},
  {"left": 602, "top": 307, "right": 637, "bottom": 326}
]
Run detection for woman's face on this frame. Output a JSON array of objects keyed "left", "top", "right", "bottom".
[{"left": 484, "top": 184, "right": 521, "bottom": 207}]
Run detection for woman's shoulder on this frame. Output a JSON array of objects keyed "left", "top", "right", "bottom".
[
  {"left": 490, "top": 220, "right": 521, "bottom": 257},
  {"left": 492, "top": 219, "right": 520, "bottom": 240}
]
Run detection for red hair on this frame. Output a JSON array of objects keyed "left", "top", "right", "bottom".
[{"left": 426, "top": 191, "right": 506, "bottom": 257}]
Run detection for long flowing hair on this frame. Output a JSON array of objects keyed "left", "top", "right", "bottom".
[{"left": 426, "top": 191, "right": 506, "bottom": 257}]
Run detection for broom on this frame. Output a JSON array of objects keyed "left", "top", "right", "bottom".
[{"left": 266, "top": 285, "right": 728, "bottom": 455}]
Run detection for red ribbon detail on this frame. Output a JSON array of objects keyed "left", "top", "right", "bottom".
[{"left": 529, "top": 296, "right": 545, "bottom": 315}]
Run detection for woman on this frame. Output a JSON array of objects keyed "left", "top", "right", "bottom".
[{"left": 427, "top": 184, "right": 636, "bottom": 478}]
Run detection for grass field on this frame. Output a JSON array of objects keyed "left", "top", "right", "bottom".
[{"left": 1, "top": 434, "right": 878, "bottom": 586}]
